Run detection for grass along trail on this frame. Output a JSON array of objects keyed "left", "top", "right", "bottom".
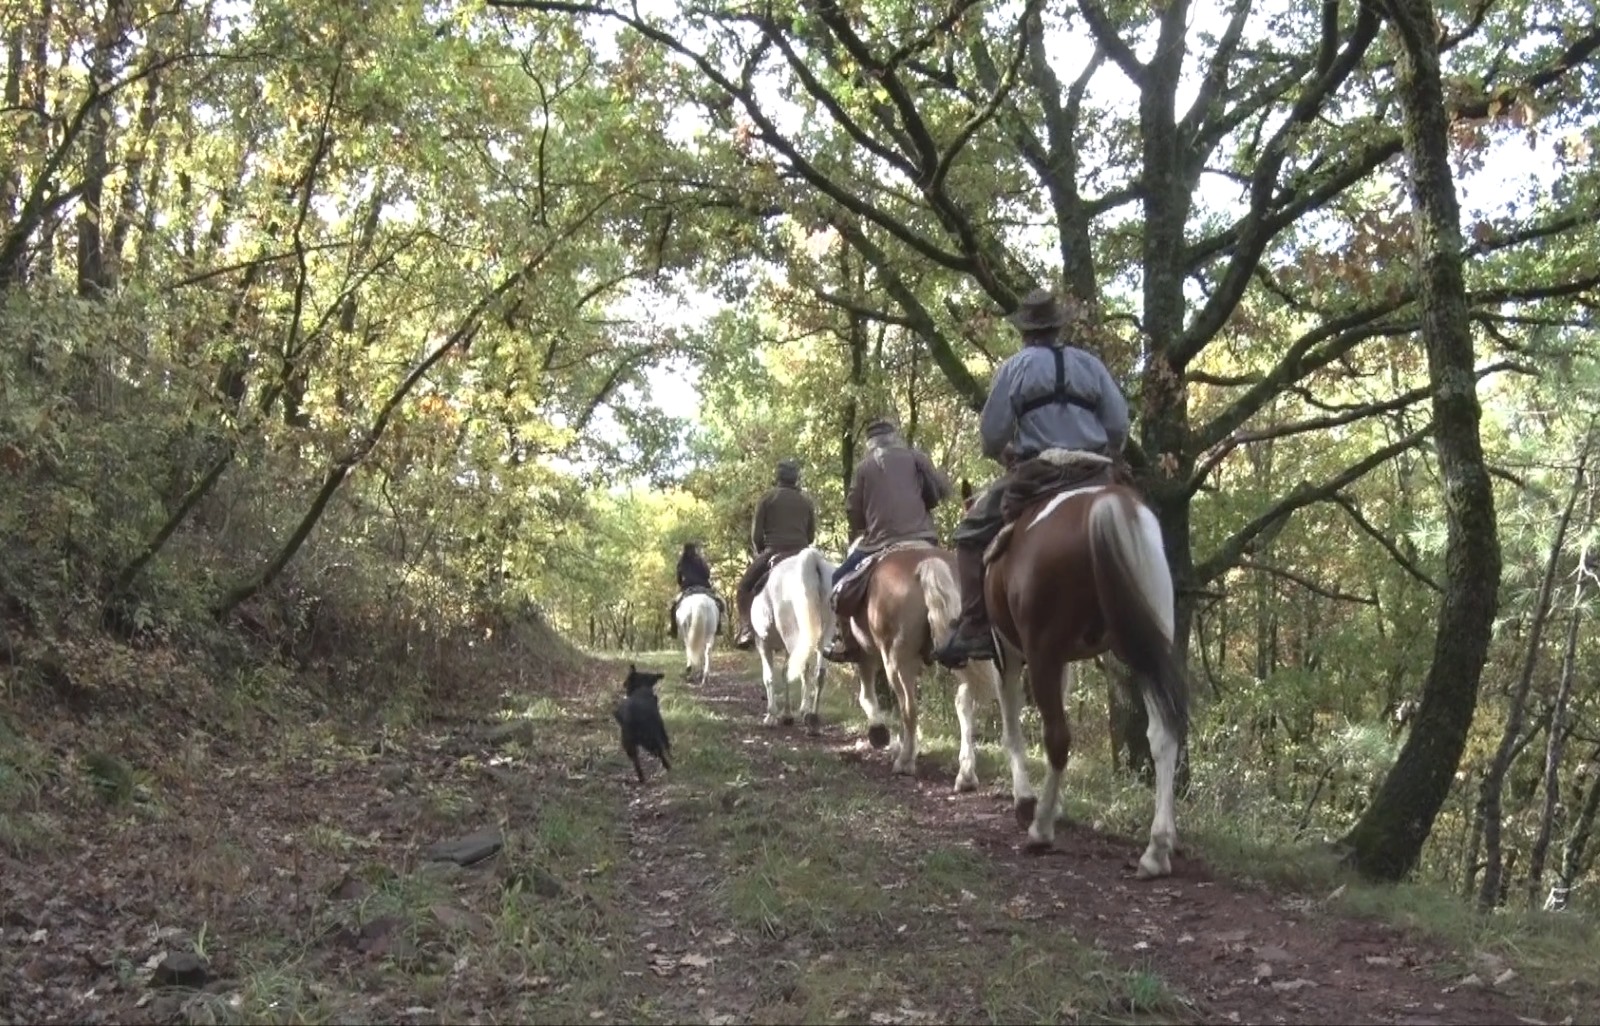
[{"left": 2, "top": 647, "right": 1594, "bottom": 1025}]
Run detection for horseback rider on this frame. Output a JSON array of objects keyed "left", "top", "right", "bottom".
[
  {"left": 732, "top": 458, "right": 818, "bottom": 649},
  {"left": 667, "top": 541, "right": 724, "bottom": 639},
  {"left": 820, "top": 415, "right": 953, "bottom": 663},
  {"left": 931, "top": 287, "right": 1131, "bottom": 668}
]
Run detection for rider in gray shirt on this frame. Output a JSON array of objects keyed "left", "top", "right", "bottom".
[
  {"left": 979, "top": 341, "right": 1128, "bottom": 463},
  {"left": 933, "top": 288, "right": 1132, "bottom": 668}
]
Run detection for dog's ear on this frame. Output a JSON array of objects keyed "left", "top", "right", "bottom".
[{"left": 629, "top": 662, "right": 638, "bottom": 674}]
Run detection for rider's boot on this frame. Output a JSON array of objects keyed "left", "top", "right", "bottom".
[
  {"left": 932, "top": 543, "right": 997, "bottom": 668},
  {"left": 820, "top": 594, "right": 864, "bottom": 663},
  {"left": 732, "top": 598, "right": 756, "bottom": 649}
]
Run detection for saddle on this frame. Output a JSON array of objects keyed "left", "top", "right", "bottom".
[
  {"left": 677, "top": 584, "right": 725, "bottom": 611},
  {"left": 984, "top": 449, "right": 1117, "bottom": 567},
  {"left": 831, "top": 539, "right": 935, "bottom": 620},
  {"left": 748, "top": 548, "right": 802, "bottom": 599}
]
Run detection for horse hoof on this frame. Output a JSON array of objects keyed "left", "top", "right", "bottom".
[
  {"left": 803, "top": 712, "right": 821, "bottom": 735},
  {"left": 954, "top": 773, "right": 978, "bottom": 794},
  {"left": 1014, "top": 797, "right": 1038, "bottom": 830},
  {"left": 1023, "top": 836, "right": 1054, "bottom": 855},
  {"left": 1137, "top": 852, "right": 1172, "bottom": 879},
  {"left": 781, "top": 715, "right": 795, "bottom": 727},
  {"left": 868, "top": 724, "right": 891, "bottom": 749}
]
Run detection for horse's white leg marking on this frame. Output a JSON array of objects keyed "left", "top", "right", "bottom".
[
  {"left": 1027, "top": 660, "right": 1074, "bottom": 848},
  {"left": 1129, "top": 501, "right": 1181, "bottom": 878},
  {"left": 1141, "top": 689, "right": 1180, "bottom": 879},
  {"left": 994, "top": 642, "right": 1035, "bottom": 808},
  {"left": 952, "top": 666, "right": 984, "bottom": 793},
  {"left": 857, "top": 660, "right": 887, "bottom": 728}
]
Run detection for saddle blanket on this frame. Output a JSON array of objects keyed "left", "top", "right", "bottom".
[
  {"left": 985, "top": 449, "right": 1116, "bottom": 567},
  {"left": 831, "top": 539, "right": 934, "bottom": 615}
]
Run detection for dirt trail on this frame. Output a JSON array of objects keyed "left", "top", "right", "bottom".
[
  {"left": 662, "top": 661, "right": 1564, "bottom": 1026},
  {"left": 1, "top": 651, "right": 1586, "bottom": 1025}
]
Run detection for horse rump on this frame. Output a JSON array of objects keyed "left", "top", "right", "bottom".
[{"left": 1084, "top": 493, "right": 1191, "bottom": 742}]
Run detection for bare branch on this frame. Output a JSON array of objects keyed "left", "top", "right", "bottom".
[
  {"left": 1194, "top": 426, "right": 1432, "bottom": 584},
  {"left": 1331, "top": 492, "right": 1442, "bottom": 592},
  {"left": 1235, "top": 557, "right": 1379, "bottom": 605}
]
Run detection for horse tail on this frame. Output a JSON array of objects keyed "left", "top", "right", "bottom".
[
  {"left": 1086, "top": 492, "right": 1190, "bottom": 742},
  {"left": 914, "top": 555, "right": 963, "bottom": 647},
  {"left": 800, "top": 547, "right": 833, "bottom": 647}
]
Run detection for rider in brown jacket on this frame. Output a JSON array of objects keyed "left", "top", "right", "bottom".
[
  {"left": 820, "top": 416, "right": 953, "bottom": 663},
  {"left": 732, "top": 459, "right": 818, "bottom": 649}
]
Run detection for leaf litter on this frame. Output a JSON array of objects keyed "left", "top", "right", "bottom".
[{"left": 2, "top": 654, "right": 1593, "bottom": 1026}]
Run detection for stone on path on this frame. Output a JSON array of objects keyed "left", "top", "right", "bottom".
[
  {"left": 423, "top": 828, "right": 504, "bottom": 867},
  {"left": 150, "top": 951, "right": 210, "bottom": 990}
]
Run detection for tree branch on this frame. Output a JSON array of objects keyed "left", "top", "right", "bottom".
[
  {"left": 1331, "top": 492, "right": 1441, "bottom": 592},
  {"left": 1189, "top": 359, "right": 1528, "bottom": 493},
  {"left": 1194, "top": 426, "right": 1431, "bottom": 584},
  {"left": 1235, "top": 557, "right": 1379, "bottom": 605}
]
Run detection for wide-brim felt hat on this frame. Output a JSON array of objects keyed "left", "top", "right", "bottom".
[{"left": 1008, "top": 288, "right": 1069, "bottom": 331}]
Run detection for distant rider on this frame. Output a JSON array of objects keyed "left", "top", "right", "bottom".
[{"left": 667, "top": 541, "right": 724, "bottom": 639}]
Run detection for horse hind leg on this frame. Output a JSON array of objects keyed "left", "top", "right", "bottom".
[
  {"left": 1139, "top": 687, "right": 1181, "bottom": 879},
  {"left": 992, "top": 641, "right": 1037, "bottom": 825},
  {"left": 883, "top": 649, "right": 920, "bottom": 776},
  {"left": 756, "top": 639, "right": 783, "bottom": 727},
  {"left": 857, "top": 659, "right": 891, "bottom": 749},
  {"left": 952, "top": 659, "right": 1000, "bottom": 793},
  {"left": 1025, "top": 654, "right": 1073, "bottom": 851}
]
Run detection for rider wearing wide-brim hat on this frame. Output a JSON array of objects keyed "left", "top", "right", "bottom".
[{"left": 931, "top": 286, "right": 1132, "bottom": 668}]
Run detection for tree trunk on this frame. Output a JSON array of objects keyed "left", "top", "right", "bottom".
[
  {"left": 1552, "top": 740, "right": 1600, "bottom": 910},
  {"left": 1, "top": 27, "right": 21, "bottom": 228},
  {"left": 1477, "top": 433, "right": 1590, "bottom": 909},
  {"left": 839, "top": 245, "right": 867, "bottom": 500},
  {"left": 108, "top": 68, "right": 163, "bottom": 291},
  {"left": 1526, "top": 484, "right": 1594, "bottom": 907},
  {"left": 76, "top": 0, "right": 128, "bottom": 298},
  {"left": 1341, "top": 0, "right": 1503, "bottom": 882}
]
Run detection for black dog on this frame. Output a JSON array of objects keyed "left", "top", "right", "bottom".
[{"left": 613, "top": 664, "right": 671, "bottom": 783}]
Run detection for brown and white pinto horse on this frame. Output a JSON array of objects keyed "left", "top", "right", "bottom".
[
  {"left": 837, "top": 545, "right": 1033, "bottom": 799},
  {"left": 979, "top": 453, "right": 1191, "bottom": 878}
]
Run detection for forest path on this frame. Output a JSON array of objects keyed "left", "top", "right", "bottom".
[{"left": 0, "top": 649, "right": 1579, "bottom": 1025}]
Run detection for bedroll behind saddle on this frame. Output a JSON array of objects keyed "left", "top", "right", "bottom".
[{"left": 984, "top": 450, "right": 1118, "bottom": 567}]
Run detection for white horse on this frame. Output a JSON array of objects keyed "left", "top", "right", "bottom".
[
  {"left": 675, "top": 592, "right": 719, "bottom": 684},
  {"left": 749, "top": 546, "right": 837, "bottom": 732}
]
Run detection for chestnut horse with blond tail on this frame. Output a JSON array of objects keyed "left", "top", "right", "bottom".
[
  {"left": 835, "top": 545, "right": 1028, "bottom": 798},
  {"left": 978, "top": 455, "right": 1191, "bottom": 878}
]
